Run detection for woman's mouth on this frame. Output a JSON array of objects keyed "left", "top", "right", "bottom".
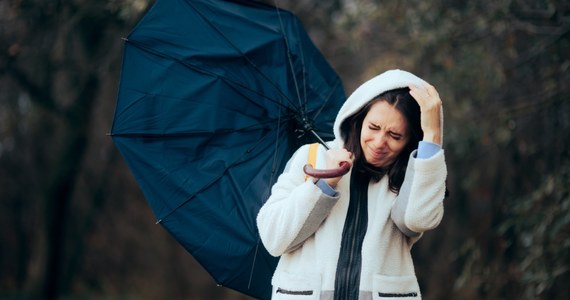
[{"left": 368, "top": 147, "right": 387, "bottom": 159}]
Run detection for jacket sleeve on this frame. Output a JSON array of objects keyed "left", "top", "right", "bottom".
[
  {"left": 256, "top": 144, "right": 340, "bottom": 257},
  {"left": 391, "top": 149, "right": 447, "bottom": 237}
]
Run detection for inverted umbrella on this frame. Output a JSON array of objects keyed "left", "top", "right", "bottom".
[{"left": 110, "top": 0, "right": 346, "bottom": 298}]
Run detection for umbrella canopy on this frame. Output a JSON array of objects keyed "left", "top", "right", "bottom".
[{"left": 110, "top": 0, "right": 346, "bottom": 298}]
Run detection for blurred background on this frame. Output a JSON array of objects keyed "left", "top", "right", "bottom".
[{"left": 1, "top": 0, "right": 568, "bottom": 299}]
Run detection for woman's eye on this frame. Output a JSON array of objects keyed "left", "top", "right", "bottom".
[{"left": 390, "top": 133, "right": 402, "bottom": 140}]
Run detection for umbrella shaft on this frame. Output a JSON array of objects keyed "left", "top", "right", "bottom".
[{"left": 309, "top": 130, "right": 330, "bottom": 150}]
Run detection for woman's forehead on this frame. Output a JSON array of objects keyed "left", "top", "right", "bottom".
[{"left": 365, "top": 101, "right": 408, "bottom": 131}]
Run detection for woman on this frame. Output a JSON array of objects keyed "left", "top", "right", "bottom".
[{"left": 257, "top": 69, "right": 447, "bottom": 299}]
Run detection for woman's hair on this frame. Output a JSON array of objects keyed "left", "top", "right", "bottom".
[{"left": 340, "top": 87, "right": 422, "bottom": 193}]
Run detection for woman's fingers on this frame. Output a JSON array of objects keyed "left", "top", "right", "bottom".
[
  {"left": 425, "top": 82, "right": 439, "bottom": 97},
  {"left": 320, "top": 148, "right": 353, "bottom": 187},
  {"left": 326, "top": 148, "right": 353, "bottom": 168},
  {"left": 409, "top": 83, "right": 441, "bottom": 108},
  {"left": 409, "top": 83, "right": 443, "bottom": 145}
]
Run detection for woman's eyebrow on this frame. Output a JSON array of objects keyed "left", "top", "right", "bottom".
[
  {"left": 368, "top": 122, "right": 381, "bottom": 128},
  {"left": 368, "top": 122, "right": 405, "bottom": 136}
]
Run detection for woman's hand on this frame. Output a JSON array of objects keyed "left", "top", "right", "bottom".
[
  {"left": 322, "top": 148, "right": 353, "bottom": 188},
  {"left": 409, "top": 83, "right": 443, "bottom": 145}
]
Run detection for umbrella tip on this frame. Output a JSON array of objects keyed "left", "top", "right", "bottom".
[
  {"left": 155, "top": 219, "right": 162, "bottom": 224},
  {"left": 122, "top": 37, "right": 128, "bottom": 42}
]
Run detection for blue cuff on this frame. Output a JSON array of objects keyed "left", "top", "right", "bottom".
[
  {"left": 315, "top": 179, "right": 338, "bottom": 197},
  {"left": 417, "top": 141, "right": 441, "bottom": 159}
]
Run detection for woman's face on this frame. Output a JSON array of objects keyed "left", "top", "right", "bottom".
[{"left": 360, "top": 100, "right": 410, "bottom": 168}]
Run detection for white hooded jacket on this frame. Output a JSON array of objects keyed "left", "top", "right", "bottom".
[{"left": 257, "top": 69, "right": 447, "bottom": 300}]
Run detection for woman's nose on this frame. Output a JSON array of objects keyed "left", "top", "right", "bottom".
[{"left": 372, "top": 133, "right": 387, "bottom": 149}]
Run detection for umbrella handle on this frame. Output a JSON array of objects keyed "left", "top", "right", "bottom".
[{"left": 303, "top": 161, "right": 351, "bottom": 179}]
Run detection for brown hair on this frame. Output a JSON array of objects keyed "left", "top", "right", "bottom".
[{"left": 340, "top": 87, "right": 422, "bottom": 193}]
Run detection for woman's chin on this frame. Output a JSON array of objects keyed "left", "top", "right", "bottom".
[
  {"left": 365, "top": 155, "right": 396, "bottom": 169},
  {"left": 366, "top": 158, "right": 386, "bottom": 168}
]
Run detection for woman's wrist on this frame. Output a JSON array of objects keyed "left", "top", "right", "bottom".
[
  {"left": 324, "top": 178, "right": 339, "bottom": 188},
  {"left": 422, "top": 130, "right": 441, "bottom": 145},
  {"left": 314, "top": 178, "right": 338, "bottom": 197}
]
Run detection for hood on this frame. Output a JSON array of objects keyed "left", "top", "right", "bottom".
[{"left": 332, "top": 69, "right": 437, "bottom": 145}]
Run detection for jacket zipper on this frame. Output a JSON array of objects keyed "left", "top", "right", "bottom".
[
  {"left": 334, "top": 171, "right": 369, "bottom": 299},
  {"left": 342, "top": 196, "right": 362, "bottom": 299}
]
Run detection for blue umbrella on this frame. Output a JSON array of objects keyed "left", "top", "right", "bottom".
[{"left": 110, "top": 0, "right": 346, "bottom": 298}]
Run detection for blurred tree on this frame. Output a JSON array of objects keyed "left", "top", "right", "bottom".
[{"left": 0, "top": 0, "right": 147, "bottom": 298}]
